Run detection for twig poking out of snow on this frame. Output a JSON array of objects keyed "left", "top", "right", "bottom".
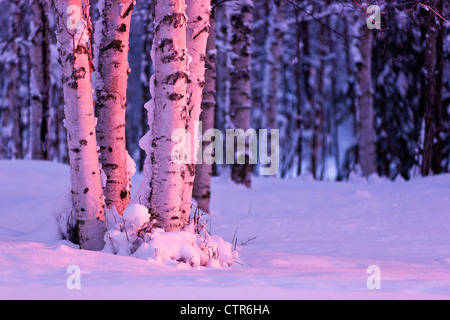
[{"left": 102, "top": 204, "right": 238, "bottom": 268}]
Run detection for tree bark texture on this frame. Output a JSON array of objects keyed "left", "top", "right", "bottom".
[
  {"left": 228, "top": 0, "right": 253, "bottom": 187},
  {"left": 193, "top": 4, "right": 216, "bottom": 213},
  {"left": 55, "top": 0, "right": 106, "bottom": 250},
  {"left": 181, "top": 0, "right": 211, "bottom": 220},
  {"left": 94, "top": 0, "right": 135, "bottom": 215},
  {"left": 137, "top": 0, "right": 188, "bottom": 231}
]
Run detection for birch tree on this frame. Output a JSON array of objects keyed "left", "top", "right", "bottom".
[
  {"left": 264, "top": 0, "right": 283, "bottom": 132},
  {"left": 228, "top": 0, "right": 253, "bottom": 187},
  {"left": 139, "top": 0, "right": 155, "bottom": 171},
  {"left": 54, "top": 0, "right": 106, "bottom": 250},
  {"left": 137, "top": 0, "right": 189, "bottom": 231},
  {"left": 30, "top": 0, "right": 51, "bottom": 160},
  {"left": 193, "top": 1, "right": 216, "bottom": 213},
  {"left": 93, "top": 0, "right": 135, "bottom": 215},
  {"left": 1, "top": 0, "right": 25, "bottom": 159},
  {"left": 181, "top": 0, "right": 211, "bottom": 219}
]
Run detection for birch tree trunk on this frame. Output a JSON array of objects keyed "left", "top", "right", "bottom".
[
  {"left": 30, "top": 0, "right": 51, "bottom": 160},
  {"left": 181, "top": 0, "right": 211, "bottom": 220},
  {"left": 93, "top": 0, "right": 135, "bottom": 215},
  {"left": 137, "top": 0, "right": 188, "bottom": 231},
  {"left": 193, "top": 3, "right": 216, "bottom": 213},
  {"left": 421, "top": 0, "right": 440, "bottom": 176},
  {"left": 228, "top": 0, "right": 253, "bottom": 187},
  {"left": 264, "top": 0, "right": 283, "bottom": 132},
  {"left": 312, "top": 24, "right": 326, "bottom": 180},
  {"left": 432, "top": 0, "right": 445, "bottom": 174},
  {"left": 54, "top": 0, "right": 106, "bottom": 250},
  {"left": 1, "top": 0, "right": 23, "bottom": 159},
  {"left": 293, "top": 5, "right": 303, "bottom": 176},
  {"left": 356, "top": 10, "right": 377, "bottom": 178},
  {"left": 139, "top": 1, "right": 155, "bottom": 171}
]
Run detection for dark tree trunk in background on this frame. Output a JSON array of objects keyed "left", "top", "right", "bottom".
[
  {"left": 356, "top": 8, "right": 377, "bottom": 178},
  {"left": 421, "top": 0, "right": 440, "bottom": 176},
  {"left": 30, "top": 0, "right": 51, "bottom": 160}
]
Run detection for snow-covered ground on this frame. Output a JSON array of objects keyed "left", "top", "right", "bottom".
[{"left": 0, "top": 160, "right": 449, "bottom": 300}]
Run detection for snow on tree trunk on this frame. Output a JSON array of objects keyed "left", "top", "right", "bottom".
[
  {"left": 93, "top": 0, "right": 135, "bottom": 215},
  {"left": 30, "top": 0, "right": 51, "bottom": 160},
  {"left": 355, "top": 9, "right": 377, "bottom": 178},
  {"left": 136, "top": 0, "right": 188, "bottom": 231},
  {"left": 181, "top": 0, "right": 211, "bottom": 220},
  {"left": 139, "top": 1, "right": 155, "bottom": 172},
  {"left": 54, "top": 0, "right": 106, "bottom": 250},
  {"left": 193, "top": 4, "right": 216, "bottom": 213},
  {"left": 228, "top": 0, "right": 253, "bottom": 187}
]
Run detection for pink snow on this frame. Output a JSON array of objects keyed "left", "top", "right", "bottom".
[{"left": 0, "top": 160, "right": 450, "bottom": 300}]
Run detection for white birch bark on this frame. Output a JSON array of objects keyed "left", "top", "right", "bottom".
[
  {"left": 193, "top": 7, "right": 216, "bottom": 213},
  {"left": 136, "top": 0, "right": 188, "bottom": 231},
  {"left": 54, "top": 0, "right": 106, "bottom": 250},
  {"left": 181, "top": 0, "right": 211, "bottom": 220},
  {"left": 30, "top": 0, "right": 51, "bottom": 160},
  {"left": 227, "top": 0, "right": 253, "bottom": 187},
  {"left": 93, "top": 0, "right": 135, "bottom": 215}
]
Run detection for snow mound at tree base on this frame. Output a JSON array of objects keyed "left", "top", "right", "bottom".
[
  {"left": 133, "top": 228, "right": 237, "bottom": 268},
  {"left": 102, "top": 204, "right": 238, "bottom": 268}
]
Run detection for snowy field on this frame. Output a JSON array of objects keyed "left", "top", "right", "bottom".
[{"left": 0, "top": 160, "right": 450, "bottom": 300}]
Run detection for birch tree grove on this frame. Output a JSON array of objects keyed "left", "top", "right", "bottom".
[
  {"left": 94, "top": 0, "right": 135, "bottom": 215},
  {"left": 54, "top": 0, "right": 106, "bottom": 250}
]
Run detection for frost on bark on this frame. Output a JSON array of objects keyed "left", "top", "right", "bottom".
[
  {"left": 181, "top": 0, "right": 211, "bottom": 220},
  {"left": 137, "top": 0, "right": 188, "bottom": 231},
  {"left": 30, "top": 0, "right": 51, "bottom": 160},
  {"left": 193, "top": 2, "right": 216, "bottom": 213},
  {"left": 227, "top": 0, "right": 253, "bottom": 187},
  {"left": 94, "top": 0, "right": 135, "bottom": 215},
  {"left": 355, "top": 8, "right": 377, "bottom": 178},
  {"left": 54, "top": 0, "right": 106, "bottom": 250}
]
